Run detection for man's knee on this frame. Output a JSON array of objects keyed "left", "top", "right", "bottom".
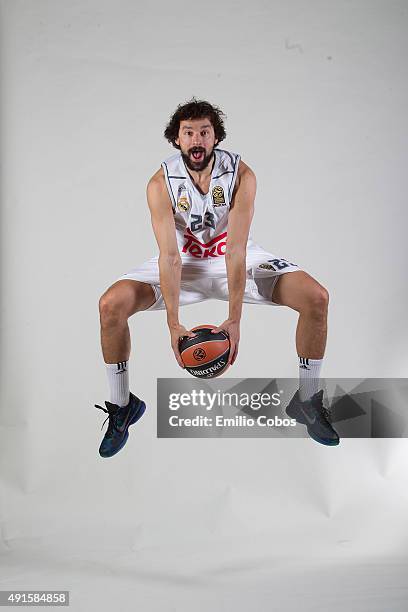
[
  {"left": 272, "top": 271, "right": 329, "bottom": 314},
  {"left": 302, "top": 285, "right": 329, "bottom": 316},
  {"left": 99, "top": 290, "right": 127, "bottom": 327},
  {"left": 99, "top": 281, "right": 155, "bottom": 326}
]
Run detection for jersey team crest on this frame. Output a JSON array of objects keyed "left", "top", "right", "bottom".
[
  {"left": 177, "top": 196, "right": 190, "bottom": 212},
  {"left": 177, "top": 185, "right": 191, "bottom": 212},
  {"left": 212, "top": 185, "right": 226, "bottom": 206}
]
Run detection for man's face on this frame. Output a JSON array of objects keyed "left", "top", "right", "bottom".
[{"left": 175, "top": 117, "right": 218, "bottom": 172}]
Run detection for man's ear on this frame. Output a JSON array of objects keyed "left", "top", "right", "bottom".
[{"left": 175, "top": 137, "right": 180, "bottom": 146}]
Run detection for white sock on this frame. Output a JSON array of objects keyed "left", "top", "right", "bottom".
[
  {"left": 298, "top": 357, "right": 323, "bottom": 402},
  {"left": 105, "top": 361, "right": 130, "bottom": 407}
]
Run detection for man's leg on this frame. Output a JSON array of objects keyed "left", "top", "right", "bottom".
[
  {"left": 95, "top": 280, "right": 156, "bottom": 458},
  {"left": 272, "top": 270, "right": 328, "bottom": 357},
  {"left": 272, "top": 271, "right": 339, "bottom": 446},
  {"left": 99, "top": 280, "right": 156, "bottom": 361},
  {"left": 99, "top": 280, "right": 156, "bottom": 405},
  {"left": 271, "top": 270, "right": 329, "bottom": 400}
]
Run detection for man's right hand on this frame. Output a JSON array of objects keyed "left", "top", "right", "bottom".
[{"left": 169, "top": 324, "right": 196, "bottom": 368}]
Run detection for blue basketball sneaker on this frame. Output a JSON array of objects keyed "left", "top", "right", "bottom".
[
  {"left": 286, "top": 389, "right": 340, "bottom": 446},
  {"left": 95, "top": 392, "right": 146, "bottom": 458}
]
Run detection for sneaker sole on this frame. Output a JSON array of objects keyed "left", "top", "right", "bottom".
[{"left": 307, "top": 428, "right": 340, "bottom": 446}]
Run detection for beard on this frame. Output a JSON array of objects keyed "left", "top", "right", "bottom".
[{"left": 181, "top": 146, "right": 215, "bottom": 172}]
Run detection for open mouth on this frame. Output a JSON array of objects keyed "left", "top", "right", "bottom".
[{"left": 191, "top": 150, "right": 204, "bottom": 162}]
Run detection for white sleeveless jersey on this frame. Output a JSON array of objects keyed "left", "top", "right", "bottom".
[
  {"left": 117, "top": 148, "right": 301, "bottom": 286},
  {"left": 161, "top": 148, "right": 243, "bottom": 259}
]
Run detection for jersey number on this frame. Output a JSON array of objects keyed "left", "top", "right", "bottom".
[{"left": 190, "top": 212, "right": 215, "bottom": 232}]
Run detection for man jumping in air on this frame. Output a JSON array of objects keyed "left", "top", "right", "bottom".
[{"left": 95, "top": 98, "right": 339, "bottom": 456}]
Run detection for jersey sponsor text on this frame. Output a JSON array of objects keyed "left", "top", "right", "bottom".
[{"left": 182, "top": 229, "right": 227, "bottom": 259}]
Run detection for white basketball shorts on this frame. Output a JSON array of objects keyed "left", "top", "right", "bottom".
[{"left": 115, "top": 242, "right": 301, "bottom": 311}]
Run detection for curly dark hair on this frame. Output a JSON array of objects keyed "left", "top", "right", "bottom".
[{"left": 164, "top": 97, "right": 227, "bottom": 149}]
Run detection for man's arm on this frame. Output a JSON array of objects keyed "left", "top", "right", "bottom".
[
  {"left": 147, "top": 171, "right": 194, "bottom": 366},
  {"left": 212, "top": 160, "right": 256, "bottom": 365},
  {"left": 226, "top": 161, "right": 256, "bottom": 321}
]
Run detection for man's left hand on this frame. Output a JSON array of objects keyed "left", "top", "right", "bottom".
[{"left": 211, "top": 319, "right": 240, "bottom": 366}]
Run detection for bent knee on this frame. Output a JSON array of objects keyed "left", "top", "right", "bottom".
[
  {"left": 302, "top": 285, "right": 329, "bottom": 315},
  {"left": 99, "top": 291, "right": 128, "bottom": 325},
  {"left": 99, "top": 281, "right": 155, "bottom": 323}
]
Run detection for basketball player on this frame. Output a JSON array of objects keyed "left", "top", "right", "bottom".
[{"left": 95, "top": 98, "right": 339, "bottom": 457}]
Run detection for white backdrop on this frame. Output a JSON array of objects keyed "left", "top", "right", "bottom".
[{"left": 1, "top": 1, "right": 408, "bottom": 610}]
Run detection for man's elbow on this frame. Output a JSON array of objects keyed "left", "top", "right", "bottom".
[
  {"left": 159, "top": 252, "right": 182, "bottom": 268},
  {"left": 225, "top": 245, "right": 247, "bottom": 261}
]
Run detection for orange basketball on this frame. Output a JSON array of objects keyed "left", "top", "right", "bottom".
[{"left": 179, "top": 325, "right": 230, "bottom": 378}]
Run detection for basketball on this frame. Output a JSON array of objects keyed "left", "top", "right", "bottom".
[{"left": 179, "top": 325, "right": 230, "bottom": 378}]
